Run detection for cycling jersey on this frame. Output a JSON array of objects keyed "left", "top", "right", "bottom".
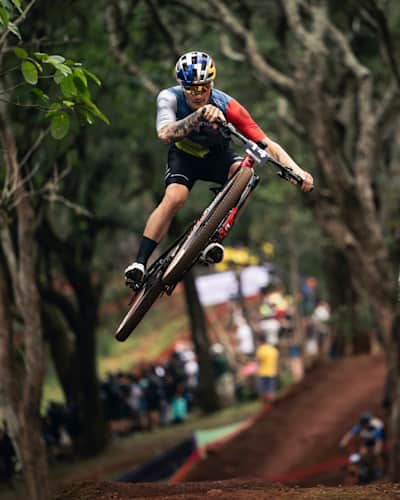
[
  {"left": 156, "top": 86, "right": 265, "bottom": 156},
  {"left": 351, "top": 423, "right": 384, "bottom": 442}
]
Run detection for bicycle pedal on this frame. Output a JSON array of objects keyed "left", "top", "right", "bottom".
[
  {"left": 200, "top": 242, "right": 224, "bottom": 264},
  {"left": 125, "top": 279, "right": 143, "bottom": 292}
]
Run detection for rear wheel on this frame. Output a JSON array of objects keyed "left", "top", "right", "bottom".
[
  {"left": 114, "top": 277, "right": 163, "bottom": 341},
  {"left": 114, "top": 231, "right": 191, "bottom": 341},
  {"left": 162, "top": 167, "right": 253, "bottom": 285}
]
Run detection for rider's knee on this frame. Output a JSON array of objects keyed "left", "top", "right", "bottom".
[
  {"left": 228, "top": 161, "right": 241, "bottom": 178},
  {"left": 163, "top": 185, "right": 188, "bottom": 213}
]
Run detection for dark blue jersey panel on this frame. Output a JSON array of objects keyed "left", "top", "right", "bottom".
[
  {"left": 169, "top": 86, "right": 232, "bottom": 150},
  {"left": 169, "top": 86, "right": 231, "bottom": 119}
]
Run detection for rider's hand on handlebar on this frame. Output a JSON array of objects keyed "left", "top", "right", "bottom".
[
  {"left": 199, "top": 105, "right": 226, "bottom": 126},
  {"left": 294, "top": 170, "right": 314, "bottom": 192}
]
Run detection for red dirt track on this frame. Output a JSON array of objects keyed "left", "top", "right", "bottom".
[{"left": 54, "top": 354, "right": 400, "bottom": 499}]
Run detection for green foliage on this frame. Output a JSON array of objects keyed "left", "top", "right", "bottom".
[
  {"left": 0, "top": 3, "right": 107, "bottom": 140},
  {"left": 50, "top": 111, "right": 69, "bottom": 140},
  {"left": 0, "top": 0, "right": 23, "bottom": 39},
  {"left": 11, "top": 49, "right": 110, "bottom": 138},
  {"left": 20, "top": 59, "right": 37, "bottom": 83}
]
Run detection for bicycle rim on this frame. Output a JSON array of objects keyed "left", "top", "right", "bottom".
[
  {"left": 114, "top": 278, "right": 163, "bottom": 341},
  {"left": 162, "top": 167, "right": 253, "bottom": 285},
  {"left": 114, "top": 231, "right": 191, "bottom": 341}
]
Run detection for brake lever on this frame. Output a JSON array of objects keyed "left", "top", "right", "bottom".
[{"left": 277, "top": 169, "right": 303, "bottom": 186}]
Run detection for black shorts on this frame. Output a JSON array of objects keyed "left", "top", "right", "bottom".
[{"left": 165, "top": 146, "right": 242, "bottom": 191}]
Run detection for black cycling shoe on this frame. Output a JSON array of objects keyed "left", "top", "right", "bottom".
[{"left": 124, "top": 262, "right": 145, "bottom": 289}]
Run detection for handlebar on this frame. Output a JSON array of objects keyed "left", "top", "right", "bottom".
[{"left": 215, "top": 119, "right": 304, "bottom": 186}]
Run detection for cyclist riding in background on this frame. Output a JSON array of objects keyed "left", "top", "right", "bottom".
[
  {"left": 340, "top": 412, "right": 385, "bottom": 458},
  {"left": 125, "top": 51, "right": 314, "bottom": 288}
]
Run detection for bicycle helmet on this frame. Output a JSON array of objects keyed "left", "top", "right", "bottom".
[
  {"left": 175, "top": 51, "right": 216, "bottom": 86},
  {"left": 359, "top": 412, "right": 372, "bottom": 426}
]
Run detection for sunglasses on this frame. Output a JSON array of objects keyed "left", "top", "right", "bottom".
[{"left": 183, "top": 84, "right": 211, "bottom": 96}]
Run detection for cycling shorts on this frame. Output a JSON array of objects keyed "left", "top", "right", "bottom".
[{"left": 165, "top": 145, "right": 243, "bottom": 191}]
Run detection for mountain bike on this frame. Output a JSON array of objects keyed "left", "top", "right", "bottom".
[
  {"left": 115, "top": 121, "right": 304, "bottom": 341},
  {"left": 344, "top": 451, "right": 381, "bottom": 485}
]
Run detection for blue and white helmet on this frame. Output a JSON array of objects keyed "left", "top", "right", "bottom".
[{"left": 175, "top": 51, "right": 216, "bottom": 85}]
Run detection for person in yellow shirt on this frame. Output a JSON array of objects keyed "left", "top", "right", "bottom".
[{"left": 255, "top": 336, "right": 279, "bottom": 404}]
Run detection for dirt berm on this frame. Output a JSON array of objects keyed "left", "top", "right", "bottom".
[{"left": 55, "top": 354, "right": 397, "bottom": 499}]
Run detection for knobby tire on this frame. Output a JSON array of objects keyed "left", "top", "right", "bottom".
[
  {"left": 114, "top": 228, "right": 193, "bottom": 341},
  {"left": 162, "top": 167, "right": 253, "bottom": 285},
  {"left": 114, "top": 278, "right": 163, "bottom": 341}
]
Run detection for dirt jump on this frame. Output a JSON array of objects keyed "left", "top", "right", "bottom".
[{"left": 54, "top": 354, "right": 400, "bottom": 499}]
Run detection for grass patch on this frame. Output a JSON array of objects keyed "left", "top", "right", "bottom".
[
  {"left": 51, "top": 398, "right": 262, "bottom": 483},
  {"left": 42, "top": 289, "right": 188, "bottom": 408}
]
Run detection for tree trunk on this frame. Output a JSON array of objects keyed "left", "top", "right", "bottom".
[
  {"left": 0, "top": 108, "right": 50, "bottom": 499},
  {"left": 233, "top": 268, "right": 257, "bottom": 350},
  {"left": 38, "top": 213, "right": 109, "bottom": 455},
  {"left": 389, "top": 311, "right": 400, "bottom": 480},
  {"left": 75, "top": 320, "right": 108, "bottom": 456},
  {"left": 43, "top": 307, "right": 80, "bottom": 405},
  {"left": 18, "top": 249, "right": 49, "bottom": 500},
  {"left": 182, "top": 270, "right": 220, "bottom": 412},
  {"left": 285, "top": 204, "right": 304, "bottom": 347},
  {"left": 0, "top": 260, "right": 20, "bottom": 461},
  {"left": 324, "top": 249, "right": 352, "bottom": 357}
]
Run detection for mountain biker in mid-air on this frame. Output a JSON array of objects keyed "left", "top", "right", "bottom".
[{"left": 124, "top": 51, "right": 314, "bottom": 288}]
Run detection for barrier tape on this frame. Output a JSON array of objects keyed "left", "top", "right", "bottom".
[
  {"left": 270, "top": 456, "right": 348, "bottom": 483},
  {"left": 170, "top": 403, "right": 272, "bottom": 483}
]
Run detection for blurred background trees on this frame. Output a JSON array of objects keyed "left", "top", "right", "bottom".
[{"left": 1, "top": 0, "right": 399, "bottom": 495}]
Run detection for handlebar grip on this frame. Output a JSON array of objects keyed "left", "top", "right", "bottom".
[
  {"left": 215, "top": 117, "right": 228, "bottom": 126},
  {"left": 285, "top": 172, "right": 314, "bottom": 191},
  {"left": 291, "top": 172, "right": 304, "bottom": 185},
  {"left": 277, "top": 170, "right": 303, "bottom": 186}
]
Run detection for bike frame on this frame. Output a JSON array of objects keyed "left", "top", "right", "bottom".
[{"left": 115, "top": 121, "right": 304, "bottom": 341}]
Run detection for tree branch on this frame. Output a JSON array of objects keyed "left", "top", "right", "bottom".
[
  {"left": 170, "top": 0, "right": 220, "bottom": 22},
  {"left": 376, "top": 81, "right": 399, "bottom": 126},
  {"left": 19, "top": 129, "right": 48, "bottom": 169},
  {"left": 282, "top": 0, "right": 328, "bottom": 55},
  {"left": 40, "top": 287, "right": 80, "bottom": 335},
  {"left": 295, "top": 2, "right": 376, "bottom": 211},
  {"left": 361, "top": 0, "right": 400, "bottom": 88},
  {"left": 145, "top": 0, "right": 181, "bottom": 60},
  {"left": 277, "top": 97, "right": 306, "bottom": 139},
  {"left": 219, "top": 33, "right": 244, "bottom": 62},
  {"left": 205, "top": 0, "right": 295, "bottom": 94},
  {"left": 105, "top": 3, "right": 160, "bottom": 96},
  {"left": 0, "top": 0, "right": 37, "bottom": 49},
  {"left": 0, "top": 225, "right": 22, "bottom": 310},
  {"left": 326, "top": 20, "right": 369, "bottom": 80}
]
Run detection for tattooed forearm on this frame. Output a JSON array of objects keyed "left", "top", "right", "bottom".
[{"left": 158, "top": 111, "right": 202, "bottom": 144}]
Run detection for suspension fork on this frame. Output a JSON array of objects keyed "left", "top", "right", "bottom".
[{"left": 215, "top": 170, "right": 260, "bottom": 242}]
